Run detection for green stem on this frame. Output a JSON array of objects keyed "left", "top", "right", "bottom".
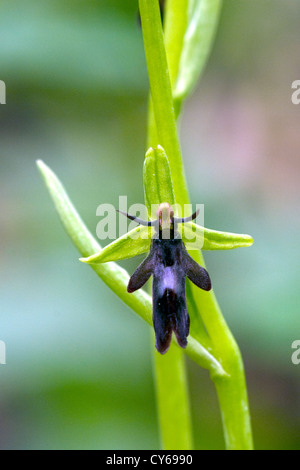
[
  {"left": 39, "top": 0, "right": 253, "bottom": 450},
  {"left": 214, "top": 360, "right": 253, "bottom": 450},
  {"left": 139, "top": 0, "right": 253, "bottom": 450},
  {"left": 139, "top": 0, "right": 189, "bottom": 206},
  {"left": 139, "top": 0, "right": 192, "bottom": 451},
  {"left": 153, "top": 340, "right": 193, "bottom": 450}
]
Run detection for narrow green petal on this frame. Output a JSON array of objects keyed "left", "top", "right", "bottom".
[
  {"left": 143, "top": 145, "right": 176, "bottom": 216},
  {"left": 202, "top": 227, "right": 254, "bottom": 250},
  {"left": 174, "top": 0, "right": 223, "bottom": 104},
  {"left": 82, "top": 219, "right": 253, "bottom": 267},
  {"left": 180, "top": 222, "right": 254, "bottom": 251},
  {"left": 81, "top": 225, "right": 153, "bottom": 264}
]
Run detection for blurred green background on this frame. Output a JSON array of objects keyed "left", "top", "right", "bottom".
[{"left": 0, "top": 0, "right": 299, "bottom": 450}]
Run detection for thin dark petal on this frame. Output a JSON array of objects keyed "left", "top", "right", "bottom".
[
  {"left": 127, "top": 253, "right": 154, "bottom": 293},
  {"left": 182, "top": 251, "right": 212, "bottom": 291},
  {"left": 174, "top": 208, "right": 200, "bottom": 224},
  {"left": 117, "top": 209, "right": 156, "bottom": 227}
]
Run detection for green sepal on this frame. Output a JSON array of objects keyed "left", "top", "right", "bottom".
[
  {"left": 80, "top": 225, "right": 153, "bottom": 264},
  {"left": 143, "top": 145, "right": 176, "bottom": 217},
  {"left": 80, "top": 221, "right": 253, "bottom": 265},
  {"left": 180, "top": 222, "right": 254, "bottom": 251}
]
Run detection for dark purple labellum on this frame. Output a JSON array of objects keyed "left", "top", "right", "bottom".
[{"left": 118, "top": 204, "right": 212, "bottom": 354}]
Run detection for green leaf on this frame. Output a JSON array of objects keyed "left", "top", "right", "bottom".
[
  {"left": 164, "top": 0, "right": 189, "bottom": 87},
  {"left": 36, "top": 159, "right": 152, "bottom": 326},
  {"left": 174, "top": 0, "right": 223, "bottom": 104}
]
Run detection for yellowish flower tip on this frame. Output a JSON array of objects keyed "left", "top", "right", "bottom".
[
  {"left": 157, "top": 202, "right": 174, "bottom": 229},
  {"left": 145, "top": 147, "right": 154, "bottom": 158}
]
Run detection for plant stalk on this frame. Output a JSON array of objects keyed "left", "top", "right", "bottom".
[{"left": 139, "top": 0, "right": 253, "bottom": 450}]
